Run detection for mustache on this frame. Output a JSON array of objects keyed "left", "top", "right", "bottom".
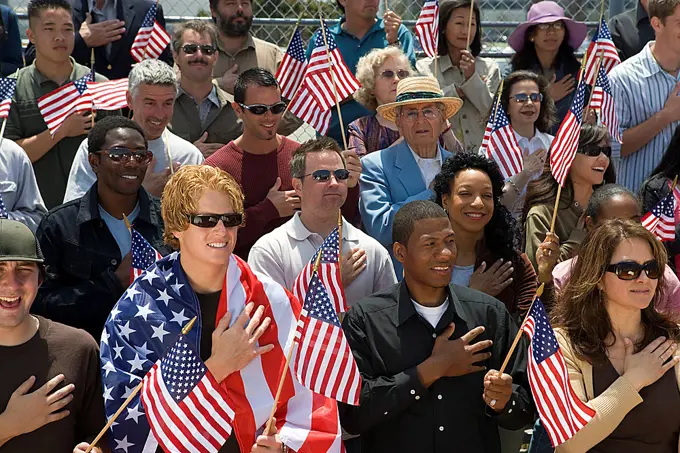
[{"left": 189, "top": 59, "right": 208, "bottom": 65}]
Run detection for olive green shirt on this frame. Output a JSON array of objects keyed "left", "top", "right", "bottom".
[
  {"left": 524, "top": 199, "right": 587, "bottom": 273},
  {"left": 212, "top": 33, "right": 302, "bottom": 136},
  {"left": 5, "top": 59, "right": 115, "bottom": 209}
]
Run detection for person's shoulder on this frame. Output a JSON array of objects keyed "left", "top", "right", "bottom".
[
  {"left": 42, "top": 197, "right": 82, "bottom": 224},
  {"left": 0, "top": 138, "right": 28, "bottom": 164},
  {"left": 280, "top": 135, "right": 301, "bottom": 153},
  {"left": 350, "top": 284, "right": 400, "bottom": 317},
  {"left": 416, "top": 57, "right": 435, "bottom": 73},
  {"left": 476, "top": 56, "right": 499, "bottom": 72},
  {"left": 251, "top": 219, "right": 291, "bottom": 252},
  {"left": 640, "top": 173, "right": 667, "bottom": 193},
  {"left": 38, "top": 316, "right": 99, "bottom": 352},
  {"left": 526, "top": 202, "right": 553, "bottom": 218},
  {"left": 351, "top": 224, "right": 392, "bottom": 256},
  {"left": 167, "top": 130, "right": 203, "bottom": 155},
  {"left": 451, "top": 284, "right": 506, "bottom": 312},
  {"left": 611, "top": 48, "right": 648, "bottom": 76},
  {"left": 252, "top": 36, "right": 283, "bottom": 53}
]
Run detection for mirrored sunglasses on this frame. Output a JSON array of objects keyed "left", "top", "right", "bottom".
[
  {"left": 607, "top": 260, "right": 661, "bottom": 280},
  {"left": 238, "top": 102, "right": 287, "bottom": 115},
  {"left": 188, "top": 213, "right": 244, "bottom": 228},
  {"left": 97, "top": 147, "right": 153, "bottom": 164}
]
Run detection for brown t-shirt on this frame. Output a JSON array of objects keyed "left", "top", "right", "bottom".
[{"left": 0, "top": 316, "right": 106, "bottom": 452}]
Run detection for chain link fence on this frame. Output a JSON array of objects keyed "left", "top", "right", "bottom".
[{"left": 6, "top": 0, "right": 638, "bottom": 141}]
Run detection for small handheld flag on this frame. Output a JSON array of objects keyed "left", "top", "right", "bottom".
[
  {"left": 642, "top": 193, "right": 676, "bottom": 242},
  {"left": 37, "top": 73, "right": 94, "bottom": 136},
  {"left": 276, "top": 27, "right": 307, "bottom": 100},
  {"left": 0, "top": 78, "right": 17, "bottom": 119},
  {"left": 481, "top": 91, "right": 523, "bottom": 180},
  {"left": 550, "top": 77, "right": 588, "bottom": 187},
  {"left": 130, "top": 3, "right": 171, "bottom": 62},
  {"left": 415, "top": 0, "right": 440, "bottom": 58},
  {"left": 130, "top": 228, "right": 162, "bottom": 283}
]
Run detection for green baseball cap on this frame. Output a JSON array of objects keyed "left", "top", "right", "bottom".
[{"left": 0, "top": 219, "right": 45, "bottom": 263}]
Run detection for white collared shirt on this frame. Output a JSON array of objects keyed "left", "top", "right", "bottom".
[
  {"left": 248, "top": 213, "right": 397, "bottom": 307},
  {"left": 408, "top": 144, "right": 443, "bottom": 189},
  {"left": 509, "top": 129, "right": 554, "bottom": 217}
]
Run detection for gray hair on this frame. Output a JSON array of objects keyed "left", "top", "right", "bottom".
[
  {"left": 128, "top": 59, "right": 178, "bottom": 98},
  {"left": 354, "top": 47, "right": 414, "bottom": 111},
  {"left": 172, "top": 20, "right": 219, "bottom": 54}
]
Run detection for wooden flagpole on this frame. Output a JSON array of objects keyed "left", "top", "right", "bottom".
[
  {"left": 466, "top": 0, "right": 475, "bottom": 51},
  {"left": 337, "top": 210, "right": 343, "bottom": 270},
  {"left": 281, "top": 15, "right": 305, "bottom": 117},
  {"left": 90, "top": 48, "right": 96, "bottom": 128},
  {"left": 319, "top": 13, "right": 349, "bottom": 152},
  {"left": 264, "top": 252, "right": 323, "bottom": 436},
  {"left": 84, "top": 317, "right": 198, "bottom": 453},
  {"left": 498, "top": 283, "right": 544, "bottom": 375},
  {"left": 163, "top": 130, "right": 173, "bottom": 175}
]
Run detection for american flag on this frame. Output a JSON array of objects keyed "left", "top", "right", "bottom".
[
  {"left": 131, "top": 228, "right": 162, "bottom": 282},
  {"left": 100, "top": 253, "right": 343, "bottom": 453},
  {"left": 301, "top": 20, "right": 361, "bottom": 112},
  {"left": 642, "top": 193, "right": 676, "bottom": 242},
  {"left": 590, "top": 64, "right": 622, "bottom": 143},
  {"left": 293, "top": 272, "right": 362, "bottom": 405},
  {"left": 292, "top": 226, "right": 347, "bottom": 313},
  {"left": 130, "top": 3, "right": 171, "bottom": 62},
  {"left": 0, "top": 78, "right": 16, "bottom": 119},
  {"left": 583, "top": 18, "right": 620, "bottom": 85},
  {"left": 415, "top": 0, "right": 440, "bottom": 58},
  {"left": 0, "top": 192, "right": 7, "bottom": 219},
  {"left": 522, "top": 299, "right": 596, "bottom": 447},
  {"left": 87, "top": 78, "right": 129, "bottom": 111},
  {"left": 140, "top": 332, "right": 235, "bottom": 452},
  {"left": 550, "top": 77, "right": 587, "bottom": 187},
  {"left": 288, "top": 86, "right": 331, "bottom": 134},
  {"left": 276, "top": 27, "right": 307, "bottom": 100},
  {"left": 37, "top": 73, "right": 93, "bottom": 136},
  {"left": 481, "top": 97, "right": 523, "bottom": 179}
]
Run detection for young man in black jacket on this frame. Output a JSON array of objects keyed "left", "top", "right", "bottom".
[{"left": 33, "top": 116, "right": 171, "bottom": 339}]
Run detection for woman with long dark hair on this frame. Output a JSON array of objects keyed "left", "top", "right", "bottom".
[
  {"left": 433, "top": 153, "right": 538, "bottom": 318},
  {"left": 416, "top": 0, "right": 501, "bottom": 153},
  {"left": 508, "top": 1, "right": 587, "bottom": 132},
  {"left": 551, "top": 218, "right": 680, "bottom": 452},
  {"left": 524, "top": 124, "right": 615, "bottom": 277},
  {"left": 640, "top": 126, "right": 680, "bottom": 273}
]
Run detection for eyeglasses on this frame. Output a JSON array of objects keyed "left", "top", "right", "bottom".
[
  {"left": 400, "top": 107, "right": 442, "bottom": 122},
  {"left": 182, "top": 44, "right": 217, "bottom": 55},
  {"left": 238, "top": 102, "right": 287, "bottom": 115},
  {"left": 380, "top": 69, "right": 410, "bottom": 79},
  {"left": 188, "top": 213, "right": 243, "bottom": 228},
  {"left": 607, "top": 260, "right": 661, "bottom": 280},
  {"left": 96, "top": 147, "right": 153, "bottom": 164},
  {"left": 303, "top": 169, "right": 350, "bottom": 182},
  {"left": 511, "top": 93, "right": 543, "bottom": 104},
  {"left": 578, "top": 145, "right": 611, "bottom": 158},
  {"left": 536, "top": 21, "right": 565, "bottom": 31}
]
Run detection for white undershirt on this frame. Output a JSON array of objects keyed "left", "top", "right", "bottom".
[{"left": 412, "top": 298, "right": 449, "bottom": 328}]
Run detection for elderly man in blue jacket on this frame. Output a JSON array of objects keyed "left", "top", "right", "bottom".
[{"left": 359, "top": 76, "right": 462, "bottom": 278}]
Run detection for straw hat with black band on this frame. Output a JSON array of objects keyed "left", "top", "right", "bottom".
[{"left": 377, "top": 76, "right": 463, "bottom": 123}]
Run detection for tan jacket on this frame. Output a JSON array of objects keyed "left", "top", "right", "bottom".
[{"left": 554, "top": 328, "right": 680, "bottom": 453}]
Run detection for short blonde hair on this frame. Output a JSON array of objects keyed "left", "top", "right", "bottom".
[
  {"left": 161, "top": 165, "right": 245, "bottom": 249},
  {"left": 354, "top": 47, "right": 414, "bottom": 111}
]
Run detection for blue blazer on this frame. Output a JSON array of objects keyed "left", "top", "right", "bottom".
[{"left": 359, "top": 140, "right": 452, "bottom": 278}]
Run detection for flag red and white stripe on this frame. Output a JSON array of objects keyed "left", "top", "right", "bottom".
[
  {"left": 130, "top": 228, "right": 163, "bottom": 282},
  {"left": 550, "top": 78, "right": 587, "bottom": 187},
  {"left": 276, "top": 27, "right": 307, "bottom": 100},
  {"left": 0, "top": 78, "right": 17, "bottom": 119},
  {"left": 288, "top": 86, "right": 331, "bottom": 134},
  {"left": 87, "top": 79, "right": 129, "bottom": 110},
  {"left": 130, "top": 3, "right": 171, "bottom": 62},
  {"left": 522, "top": 299, "right": 596, "bottom": 447},
  {"left": 583, "top": 18, "right": 620, "bottom": 85},
  {"left": 37, "top": 74, "right": 93, "bottom": 136},
  {"left": 481, "top": 98, "right": 523, "bottom": 179},
  {"left": 589, "top": 65, "right": 622, "bottom": 143},
  {"left": 416, "top": 0, "right": 440, "bottom": 58},
  {"left": 642, "top": 193, "right": 676, "bottom": 242}
]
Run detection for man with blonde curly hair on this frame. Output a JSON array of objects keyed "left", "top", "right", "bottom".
[{"left": 100, "top": 165, "right": 343, "bottom": 453}]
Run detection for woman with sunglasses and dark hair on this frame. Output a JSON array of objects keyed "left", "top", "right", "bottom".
[
  {"left": 432, "top": 153, "right": 538, "bottom": 319},
  {"left": 497, "top": 71, "right": 557, "bottom": 217},
  {"left": 640, "top": 126, "right": 680, "bottom": 275},
  {"left": 508, "top": 1, "right": 588, "bottom": 132},
  {"left": 416, "top": 0, "right": 501, "bottom": 154},
  {"left": 548, "top": 218, "right": 680, "bottom": 452},
  {"left": 524, "top": 124, "right": 615, "bottom": 278}
]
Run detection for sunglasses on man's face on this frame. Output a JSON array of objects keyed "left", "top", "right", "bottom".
[
  {"left": 188, "top": 213, "right": 243, "bottom": 228},
  {"left": 303, "top": 169, "right": 350, "bottom": 182},
  {"left": 578, "top": 144, "right": 611, "bottom": 158},
  {"left": 607, "top": 260, "right": 661, "bottom": 280},
  {"left": 97, "top": 147, "right": 153, "bottom": 164},
  {"left": 182, "top": 44, "right": 217, "bottom": 55},
  {"left": 238, "top": 102, "right": 287, "bottom": 115}
]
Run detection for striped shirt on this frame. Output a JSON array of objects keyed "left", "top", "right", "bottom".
[{"left": 609, "top": 42, "right": 680, "bottom": 192}]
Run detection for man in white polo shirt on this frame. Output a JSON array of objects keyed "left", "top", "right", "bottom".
[{"left": 249, "top": 137, "right": 397, "bottom": 306}]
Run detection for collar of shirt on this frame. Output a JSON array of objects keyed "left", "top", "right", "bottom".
[
  {"left": 285, "top": 212, "right": 360, "bottom": 243},
  {"left": 177, "top": 84, "right": 221, "bottom": 109},
  {"left": 76, "top": 182, "right": 159, "bottom": 226},
  {"left": 407, "top": 143, "right": 443, "bottom": 165},
  {"left": 638, "top": 41, "right": 678, "bottom": 79},
  {"left": 31, "top": 57, "right": 79, "bottom": 86},
  {"left": 331, "top": 16, "right": 385, "bottom": 42},
  {"left": 89, "top": 0, "right": 116, "bottom": 13},
  {"left": 513, "top": 129, "right": 553, "bottom": 153},
  {"left": 438, "top": 55, "right": 461, "bottom": 78},
  {"left": 397, "top": 282, "right": 469, "bottom": 327},
  {"left": 216, "top": 33, "right": 256, "bottom": 57}
]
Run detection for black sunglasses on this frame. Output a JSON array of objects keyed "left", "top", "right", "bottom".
[
  {"left": 607, "top": 260, "right": 661, "bottom": 280},
  {"left": 303, "top": 169, "right": 350, "bottom": 182},
  {"left": 182, "top": 44, "right": 217, "bottom": 55},
  {"left": 188, "top": 213, "right": 243, "bottom": 228},
  {"left": 97, "top": 147, "right": 153, "bottom": 164},
  {"left": 511, "top": 92, "right": 543, "bottom": 104},
  {"left": 238, "top": 102, "right": 287, "bottom": 115},
  {"left": 579, "top": 145, "right": 612, "bottom": 158}
]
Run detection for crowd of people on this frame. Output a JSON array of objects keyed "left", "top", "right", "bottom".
[{"left": 0, "top": 0, "right": 680, "bottom": 451}]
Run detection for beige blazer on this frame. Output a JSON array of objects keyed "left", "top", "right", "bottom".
[{"left": 554, "top": 328, "right": 680, "bottom": 453}]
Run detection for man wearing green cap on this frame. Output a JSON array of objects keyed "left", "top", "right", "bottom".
[{"left": 0, "top": 219, "right": 106, "bottom": 453}]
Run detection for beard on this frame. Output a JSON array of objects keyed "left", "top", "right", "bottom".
[{"left": 216, "top": 11, "right": 253, "bottom": 37}]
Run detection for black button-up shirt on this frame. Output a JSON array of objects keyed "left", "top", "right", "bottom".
[
  {"left": 33, "top": 183, "right": 171, "bottom": 338},
  {"left": 609, "top": 2, "right": 655, "bottom": 61},
  {"left": 340, "top": 282, "right": 534, "bottom": 453}
]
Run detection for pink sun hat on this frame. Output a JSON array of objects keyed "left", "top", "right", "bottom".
[{"left": 508, "top": 1, "right": 588, "bottom": 52}]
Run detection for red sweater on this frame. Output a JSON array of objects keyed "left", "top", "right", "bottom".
[{"left": 205, "top": 136, "right": 299, "bottom": 260}]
